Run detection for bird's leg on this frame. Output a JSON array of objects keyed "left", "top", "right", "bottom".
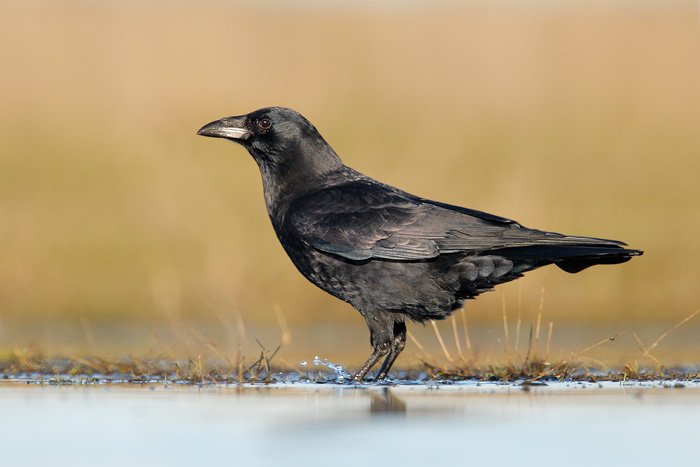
[
  {"left": 352, "top": 311, "right": 397, "bottom": 383},
  {"left": 351, "top": 345, "right": 390, "bottom": 383},
  {"left": 373, "top": 321, "right": 407, "bottom": 382}
]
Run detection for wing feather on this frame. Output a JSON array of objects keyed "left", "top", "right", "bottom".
[{"left": 287, "top": 181, "right": 625, "bottom": 261}]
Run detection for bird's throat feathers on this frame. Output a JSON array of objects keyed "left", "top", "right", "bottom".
[{"left": 256, "top": 137, "right": 344, "bottom": 221}]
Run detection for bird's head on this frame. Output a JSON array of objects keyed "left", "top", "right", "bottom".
[
  {"left": 197, "top": 107, "right": 342, "bottom": 175},
  {"left": 198, "top": 107, "right": 345, "bottom": 211}
]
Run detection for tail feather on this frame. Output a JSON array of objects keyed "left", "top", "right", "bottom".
[
  {"left": 488, "top": 244, "right": 643, "bottom": 274},
  {"left": 556, "top": 250, "right": 640, "bottom": 273}
]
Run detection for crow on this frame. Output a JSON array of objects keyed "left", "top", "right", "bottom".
[{"left": 197, "top": 107, "right": 642, "bottom": 382}]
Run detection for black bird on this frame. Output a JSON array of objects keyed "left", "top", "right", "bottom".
[{"left": 197, "top": 107, "right": 642, "bottom": 382}]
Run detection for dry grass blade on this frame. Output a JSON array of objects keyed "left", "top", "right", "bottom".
[
  {"left": 577, "top": 358, "right": 597, "bottom": 382},
  {"left": 545, "top": 321, "right": 553, "bottom": 362},
  {"left": 431, "top": 320, "right": 454, "bottom": 364},
  {"left": 274, "top": 305, "right": 292, "bottom": 346},
  {"left": 642, "top": 307, "right": 700, "bottom": 358},
  {"left": 514, "top": 282, "right": 523, "bottom": 355},
  {"left": 407, "top": 330, "right": 441, "bottom": 368},
  {"left": 533, "top": 276, "right": 547, "bottom": 358},
  {"left": 527, "top": 333, "right": 623, "bottom": 383},
  {"left": 629, "top": 331, "right": 663, "bottom": 367},
  {"left": 524, "top": 325, "right": 534, "bottom": 364},
  {"left": 502, "top": 294, "right": 512, "bottom": 366},
  {"left": 80, "top": 316, "right": 96, "bottom": 349},
  {"left": 451, "top": 315, "right": 468, "bottom": 366},
  {"left": 460, "top": 308, "right": 482, "bottom": 372},
  {"left": 187, "top": 327, "right": 235, "bottom": 368}
]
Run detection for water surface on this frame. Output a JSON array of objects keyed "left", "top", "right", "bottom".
[{"left": 2, "top": 381, "right": 697, "bottom": 466}]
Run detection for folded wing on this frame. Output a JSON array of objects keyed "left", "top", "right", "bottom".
[{"left": 287, "top": 181, "right": 631, "bottom": 264}]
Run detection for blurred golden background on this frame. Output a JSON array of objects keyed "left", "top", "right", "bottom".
[{"left": 1, "top": 1, "right": 698, "bottom": 369}]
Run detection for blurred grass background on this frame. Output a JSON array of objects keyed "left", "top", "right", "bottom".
[{"left": 0, "top": 0, "right": 698, "bottom": 368}]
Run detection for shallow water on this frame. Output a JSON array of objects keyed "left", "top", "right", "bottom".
[{"left": 2, "top": 380, "right": 698, "bottom": 466}]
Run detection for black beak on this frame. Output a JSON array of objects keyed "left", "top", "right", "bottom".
[{"left": 197, "top": 116, "right": 251, "bottom": 141}]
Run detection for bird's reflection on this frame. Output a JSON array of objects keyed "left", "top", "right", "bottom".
[{"left": 369, "top": 388, "right": 406, "bottom": 415}]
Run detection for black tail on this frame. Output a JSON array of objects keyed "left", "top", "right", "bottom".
[
  {"left": 490, "top": 245, "right": 643, "bottom": 274},
  {"left": 554, "top": 246, "right": 642, "bottom": 273}
]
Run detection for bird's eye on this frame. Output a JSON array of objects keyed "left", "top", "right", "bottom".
[{"left": 257, "top": 118, "right": 272, "bottom": 131}]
